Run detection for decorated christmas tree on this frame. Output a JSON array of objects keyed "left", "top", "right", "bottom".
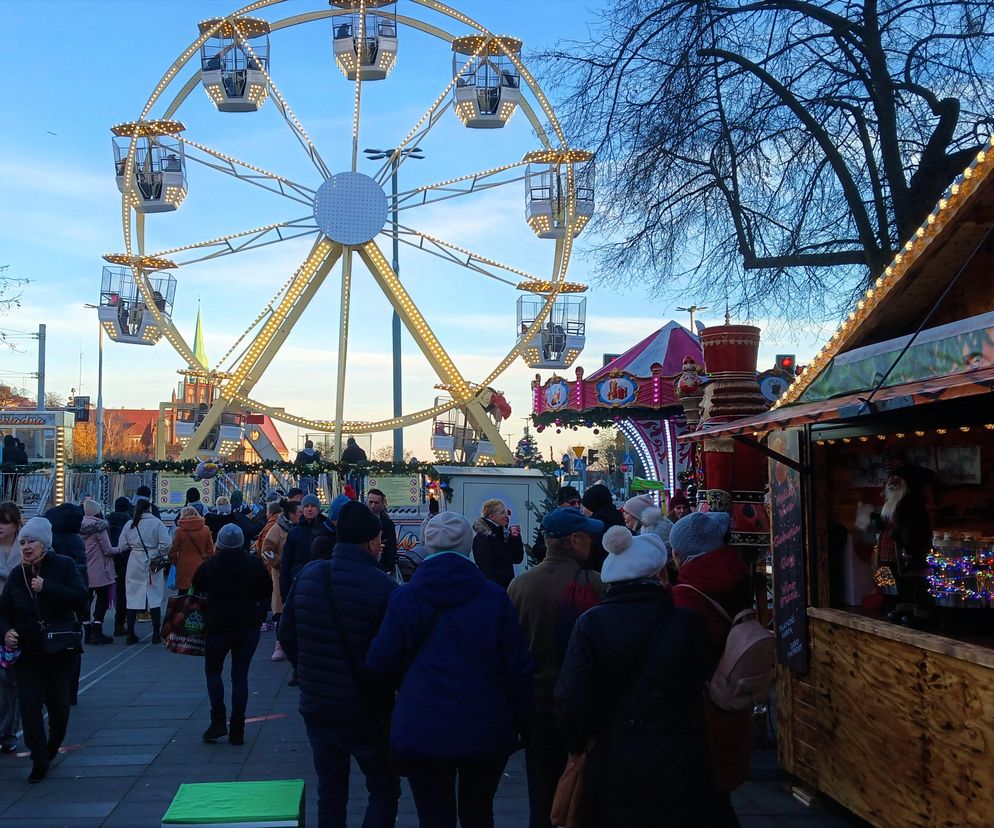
[{"left": 514, "top": 426, "right": 542, "bottom": 467}]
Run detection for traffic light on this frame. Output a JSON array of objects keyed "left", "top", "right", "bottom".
[
  {"left": 561, "top": 453, "right": 571, "bottom": 473},
  {"left": 775, "top": 354, "right": 796, "bottom": 374},
  {"left": 587, "top": 448, "right": 599, "bottom": 467}
]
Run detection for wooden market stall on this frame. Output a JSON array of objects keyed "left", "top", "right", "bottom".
[{"left": 688, "top": 138, "right": 994, "bottom": 828}]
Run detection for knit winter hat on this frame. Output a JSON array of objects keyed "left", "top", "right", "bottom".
[
  {"left": 300, "top": 494, "right": 321, "bottom": 509},
  {"left": 216, "top": 523, "right": 244, "bottom": 551},
  {"left": 327, "top": 494, "right": 351, "bottom": 522},
  {"left": 600, "top": 526, "right": 669, "bottom": 583},
  {"left": 342, "top": 484, "right": 357, "bottom": 501},
  {"left": 581, "top": 483, "right": 614, "bottom": 512},
  {"left": 640, "top": 507, "right": 673, "bottom": 547},
  {"left": 557, "top": 485, "right": 582, "bottom": 505},
  {"left": 114, "top": 496, "right": 132, "bottom": 512},
  {"left": 668, "top": 511, "right": 730, "bottom": 563},
  {"left": 18, "top": 517, "right": 53, "bottom": 550},
  {"left": 424, "top": 511, "right": 473, "bottom": 555},
  {"left": 622, "top": 494, "right": 655, "bottom": 522},
  {"left": 336, "top": 502, "right": 382, "bottom": 544},
  {"left": 668, "top": 491, "right": 691, "bottom": 511},
  {"left": 83, "top": 499, "right": 102, "bottom": 517}
]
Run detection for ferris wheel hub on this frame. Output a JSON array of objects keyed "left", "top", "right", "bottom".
[{"left": 313, "top": 171, "right": 388, "bottom": 245}]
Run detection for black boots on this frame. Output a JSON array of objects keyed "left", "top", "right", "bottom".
[
  {"left": 228, "top": 715, "right": 245, "bottom": 746},
  {"left": 88, "top": 623, "right": 113, "bottom": 645},
  {"left": 203, "top": 708, "right": 228, "bottom": 742}
]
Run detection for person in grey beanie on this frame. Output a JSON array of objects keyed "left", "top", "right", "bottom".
[
  {"left": 192, "top": 524, "right": 272, "bottom": 746},
  {"left": 0, "top": 517, "right": 87, "bottom": 783}
]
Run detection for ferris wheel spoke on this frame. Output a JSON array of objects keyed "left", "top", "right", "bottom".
[
  {"left": 374, "top": 41, "right": 489, "bottom": 186},
  {"left": 392, "top": 160, "right": 528, "bottom": 211},
  {"left": 222, "top": 237, "right": 341, "bottom": 399},
  {"left": 230, "top": 18, "right": 332, "bottom": 180},
  {"left": 357, "top": 240, "right": 474, "bottom": 401},
  {"left": 178, "top": 137, "right": 316, "bottom": 206},
  {"left": 146, "top": 217, "right": 319, "bottom": 266},
  {"left": 389, "top": 223, "right": 544, "bottom": 287}
]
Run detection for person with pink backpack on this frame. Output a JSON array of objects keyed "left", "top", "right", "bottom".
[{"left": 671, "top": 511, "right": 756, "bottom": 828}]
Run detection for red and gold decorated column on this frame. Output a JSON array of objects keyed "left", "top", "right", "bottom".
[{"left": 697, "top": 322, "right": 770, "bottom": 557}]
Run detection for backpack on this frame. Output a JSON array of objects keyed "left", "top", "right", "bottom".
[{"left": 675, "top": 583, "right": 776, "bottom": 711}]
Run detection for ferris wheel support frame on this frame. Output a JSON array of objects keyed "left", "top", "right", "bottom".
[
  {"left": 176, "top": 239, "right": 342, "bottom": 460},
  {"left": 126, "top": 0, "right": 581, "bottom": 465}
]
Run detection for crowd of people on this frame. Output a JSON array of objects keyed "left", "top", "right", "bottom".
[{"left": 0, "top": 479, "right": 757, "bottom": 828}]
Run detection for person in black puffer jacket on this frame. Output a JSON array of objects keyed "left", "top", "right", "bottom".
[
  {"left": 191, "top": 524, "right": 272, "bottom": 747},
  {"left": 44, "top": 504, "right": 88, "bottom": 590},
  {"left": 279, "top": 502, "right": 400, "bottom": 827},
  {"left": 580, "top": 484, "right": 625, "bottom": 572},
  {"left": 106, "top": 497, "right": 132, "bottom": 637},
  {"left": 555, "top": 527, "right": 719, "bottom": 827}
]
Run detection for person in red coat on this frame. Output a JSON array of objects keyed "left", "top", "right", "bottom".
[{"left": 670, "top": 510, "right": 753, "bottom": 828}]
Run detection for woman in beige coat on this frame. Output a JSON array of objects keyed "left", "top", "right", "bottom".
[{"left": 263, "top": 498, "right": 298, "bottom": 661}]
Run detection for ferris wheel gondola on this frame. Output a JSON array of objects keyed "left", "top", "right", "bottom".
[
  {"left": 331, "top": 0, "right": 398, "bottom": 81},
  {"left": 107, "top": 0, "right": 594, "bottom": 463},
  {"left": 199, "top": 17, "right": 271, "bottom": 112},
  {"left": 452, "top": 35, "right": 522, "bottom": 129},
  {"left": 112, "top": 121, "right": 187, "bottom": 214}
]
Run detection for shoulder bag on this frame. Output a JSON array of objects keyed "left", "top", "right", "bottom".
[
  {"left": 551, "top": 601, "right": 666, "bottom": 828},
  {"left": 22, "top": 564, "right": 83, "bottom": 655},
  {"left": 136, "top": 522, "right": 169, "bottom": 574}
]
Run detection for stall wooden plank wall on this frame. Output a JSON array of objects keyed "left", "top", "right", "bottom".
[{"left": 808, "top": 610, "right": 994, "bottom": 828}]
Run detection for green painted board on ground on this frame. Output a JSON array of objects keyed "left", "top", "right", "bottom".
[{"left": 161, "top": 779, "right": 305, "bottom": 825}]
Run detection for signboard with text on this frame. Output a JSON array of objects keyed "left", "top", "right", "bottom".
[
  {"left": 157, "top": 476, "right": 214, "bottom": 510},
  {"left": 768, "top": 428, "right": 808, "bottom": 673},
  {"left": 367, "top": 474, "right": 420, "bottom": 506}
]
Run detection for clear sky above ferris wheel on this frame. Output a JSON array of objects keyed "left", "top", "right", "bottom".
[{"left": 0, "top": 0, "right": 824, "bottom": 457}]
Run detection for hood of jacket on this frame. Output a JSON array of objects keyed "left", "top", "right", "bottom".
[
  {"left": 45, "top": 502, "right": 83, "bottom": 533},
  {"left": 472, "top": 517, "right": 500, "bottom": 537},
  {"left": 275, "top": 514, "right": 294, "bottom": 533},
  {"left": 408, "top": 550, "right": 487, "bottom": 610},
  {"left": 79, "top": 515, "right": 109, "bottom": 537},
  {"left": 177, "top": 514, "right": 207, "bottom": 532}
]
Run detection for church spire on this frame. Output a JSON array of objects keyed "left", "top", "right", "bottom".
[{"left": 193, "top": 303, "right": 208, "bottom": 369}]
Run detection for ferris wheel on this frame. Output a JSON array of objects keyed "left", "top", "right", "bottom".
[{"left": 99, "top": 0, "right": 594, "bottom": 464}]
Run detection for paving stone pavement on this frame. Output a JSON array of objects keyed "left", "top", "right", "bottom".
[{"left": 0, "top": 625, "right": 870, "bottom": 827}]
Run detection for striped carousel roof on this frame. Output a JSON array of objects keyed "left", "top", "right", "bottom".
[{"left": 588, "top": 320, "right": 702, "bottom": 380}]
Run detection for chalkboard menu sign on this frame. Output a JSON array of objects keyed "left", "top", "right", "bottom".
[{"left": 768, "top": 428, "right": 808, "bottom": 673}]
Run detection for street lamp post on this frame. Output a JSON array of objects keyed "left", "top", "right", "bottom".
[
  {"left": 83, "top": 304, "right": 104, "bottom": 465},
  {"left": 364, "top": 146, "right": 425, "bottom": 463}
]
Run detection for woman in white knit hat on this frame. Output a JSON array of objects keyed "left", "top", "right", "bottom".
[
  {"left": 554, "top": 525, "right": 719, "bottom": 825},
  {"left": 0, "top": 516, "right": 88, "bottom": 783}
]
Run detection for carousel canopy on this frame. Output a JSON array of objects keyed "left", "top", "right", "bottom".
[{"left": 588, "top": 320, "right": 701, "bottom": 381}]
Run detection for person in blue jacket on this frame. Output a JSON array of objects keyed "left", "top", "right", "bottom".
[
  {"left": 366, "top": 510, "right": 533, "bottom": 827},
  {"left": 279, "top": 501, "right": 400, "bottom": 828}
]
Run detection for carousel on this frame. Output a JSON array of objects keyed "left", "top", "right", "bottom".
[{"left": 530, "top": 320, "right": 703, "bottom": 494}]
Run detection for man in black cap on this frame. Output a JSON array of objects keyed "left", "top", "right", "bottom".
[
  {"left": 530, "top": 486, "right": 583, "bottom": 564},
  {"left": 508, "top": 507, "right": 605, "bottom": 828},
  {"left": 279, "top": 501, "right": 400, "bottom": 827}
]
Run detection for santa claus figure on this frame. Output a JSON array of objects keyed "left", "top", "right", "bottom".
[{"left": 875, "top": 465, "right": 937, "bottom": 627}]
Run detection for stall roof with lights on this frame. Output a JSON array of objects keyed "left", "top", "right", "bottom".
[{"left": 681, "top": 138, "right": 994, "bottom": 443}]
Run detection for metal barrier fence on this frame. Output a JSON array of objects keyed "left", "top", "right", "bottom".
[
  {"left": 0, "top": 471, "right": 55, "bottom": 518},
  {"left": 63, "top": 469, "right": 342, "bottom": 512}
]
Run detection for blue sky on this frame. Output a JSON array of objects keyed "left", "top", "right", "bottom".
[{"left": 0, "top": 0, "right": 828, "bottom": 460}]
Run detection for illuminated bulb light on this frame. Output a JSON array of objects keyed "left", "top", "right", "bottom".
[
  {"left": 960, "top": 426, "right": 971, "bottom": 432},
  {"left": 937, "top": 428, "right": 947, "bottom": 435}
]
